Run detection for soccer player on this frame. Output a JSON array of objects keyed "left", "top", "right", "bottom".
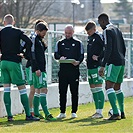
[
  {"left": 85, "top": 21, "right": 105, "bottom": 119},
  {"left": 0, "top": 14, "right": 39, "bottom": 121},
  {"left": 98, "top": 13, "right": 126, "bottom": 120},
  {"left": 21, "top": 19, "right": 46, "bottom": 118},
  {"left": 30, "top": 22, "right": 56, "bottom": 121},
  {"left": 54, "top": 25, "right": 84, "bottom": 118}
]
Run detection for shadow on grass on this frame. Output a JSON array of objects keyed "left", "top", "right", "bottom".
[
  {"left": 67, "top": 117, "right": 117, "bottom": 126},
  {"left": 0, "top": 119, "right": 39, "bottom": 127}
]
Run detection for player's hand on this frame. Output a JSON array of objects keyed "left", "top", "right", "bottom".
[
  {"left": 60, "top": 56, "right": 66, "bottom": 60},
  {"left": 72, "top": 61, "right": 80, "bottom": 66},
  {"left": 99, "top": 67, "right": 105, "bottom": 77},
  {"left": 0, "top": 54, "right": 2, "bottom": 59},
  {"left": 17, "top": 53, "right": 24, "bottom": 58},
  {"left": 92, "top": 55, "right": 98, "bottom": 61},
  {"left": 36, "top": 70, "right": 41, "bottom": 77}
]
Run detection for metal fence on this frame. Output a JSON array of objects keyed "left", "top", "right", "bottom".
[
  {"left": 1, "top": 26, "right": 132, "bottom": 84},
  {"left": 45, "top": 31, "right": 133, "bottom": 83}
]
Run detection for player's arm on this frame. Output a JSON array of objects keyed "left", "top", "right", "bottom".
[
  {"left": 54, "top": 41, "right": 61, "bottom": 60},
  {"left": 101, "top": 30, "right": 112, "bottom": 67}
]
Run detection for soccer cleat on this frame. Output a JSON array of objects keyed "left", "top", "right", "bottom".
[
  {"left": 25, "top": 115, "right": 40, "bottom": 121},
  {"left": 71, "top": 113, "right": 77, "bottom": 118},
  {"left": 91, "top": 113, "right": 103, "bottom": 119},
  {"left": 45, "top": 114, "right": 57, "bottom": 121},
  {"left": 8, "top": 116, "right": 14, "bottom": 122},
  {"left": 107, "top": 114, "right": 121, "bottom": 120},
  {"left": 121, "top": 112, "right": 126, "bottom": 119},
  {"left": 56, "top": 113, "right": 66, "bottom": 119},
  {"left": 34, "top": 114, "right": 44, "bottom": 119}
]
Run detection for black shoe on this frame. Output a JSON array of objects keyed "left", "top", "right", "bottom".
[
  {"left": 25, "top": 115, "right": 40, "bottom": 121},
  {"left": 121, "top": 112, "right": 126, "bottom": 119},
  {"left": 8, "top": 116, "right": 14, "bottom": 122},
  {"left": 108, "top": 114, "right": 121, "bottom": 120}
]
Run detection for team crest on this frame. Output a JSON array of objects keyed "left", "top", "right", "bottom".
[{"left": 72, "top": 43, "right": 75, "bottom": 46}]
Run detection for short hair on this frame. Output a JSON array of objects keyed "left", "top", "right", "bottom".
[
  {"left": 85, "top": 21, "right": 96, "bottom": 31},
  {"left": 4, "top": 14, "right": 14, "bottom": 24},
  {"left": 65, "top": 24, "right": 74, "bottom": 31},
  {"left": 35, "top": 19, "right": 45, "bottom": 30},
  {"left": 36, "top": 22, "right": 48, "bottom": 31},
  {"left": 98, "top": 13, "right": 109, "bottom": 22}
]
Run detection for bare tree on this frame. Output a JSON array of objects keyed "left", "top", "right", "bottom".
[{"left": 0, "top": 0, "right": 56, "bottom": 27}]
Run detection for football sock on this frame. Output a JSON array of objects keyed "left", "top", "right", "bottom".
[
  {"left": 3, "top": 87, "right": 12, "bottom": 117},
  {"left": 96, "top": 87, "right": 105, "bottom": 110},
  {"left": 40, "top": 93, "right": 50, "bottom": 116},
  {"left": 115, "top": 89, "right": 124, "bottom": 112},
  {"left": 19, "top": 89, "right": 30, "bottom": 116},
  {"left": 107, "top": 88, "right": 119, "bottom": 115},
  {"left": 91, "top": 88, "right": 99, "bottom": 111},
  {"left": 30, "top": 108, "right": 34, "bottom": 113},
  {"left": 33, "top": 92, "right": 40, "bottom": 116}
]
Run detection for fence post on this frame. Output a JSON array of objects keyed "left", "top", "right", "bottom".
[
  {"left": 47, "top": 32, "right": 52, "bottom": 83},
  {"left": 127, "top": 41, "right": 131, "bottom": 78}
]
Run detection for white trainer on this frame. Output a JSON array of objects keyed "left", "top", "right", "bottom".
[
  {"left": 91, "top": 113, "right": 103, "bottom": 119},
  {"left": 71, "top": 113, "right": 77, "bottom": 118},
  {"left": 56, "top": 113, "right": 66, "bottom": 119}
]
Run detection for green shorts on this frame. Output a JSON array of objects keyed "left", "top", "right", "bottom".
[
  {"left": 88, "top": 67, "right": 103, "bottom": 85},
  {"left": 1, "top": 60, "right": 25, "bottom": 86},
  {"left": 25, "top": 67, "right": 33, "bottom": 85},
  {"left": 0, "top": 62, "right": 1, "bottom": 83},
  {"left": 33, "top": 72, "right": 47, "bottom": 89},
  {"left": 105, "top": 64, "right": 125, "bottom": 83}
]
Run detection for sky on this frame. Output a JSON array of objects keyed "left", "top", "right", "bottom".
[{"left": 101, "top": 0, "right": 132, "bottom": 3}]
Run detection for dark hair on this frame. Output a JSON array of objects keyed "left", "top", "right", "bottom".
[
  {"left": 98, "top": 13, "right": 109, "bottom": 22},
  {"left": 35, "top": 19, "right": 44, "bottom": 30},
  {"left": 36, "top": 22, "right": 48, "bottom": 31},
  {"left": 85, "top": 21, "right": 96, "bottom": 31}
]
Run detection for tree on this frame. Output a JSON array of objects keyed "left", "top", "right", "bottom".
[
  {"left": 113, "top": 0, "right": 132, "bottom": 23},
  {"left": 0, "top": 0, "right": 56, "bottom": 27}
]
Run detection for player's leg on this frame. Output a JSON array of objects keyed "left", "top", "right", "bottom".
[
  {"left": 1, "top": 61, "right": 13, "bottom": 121},
  {"left": 25, "top": 67, "right": 35, "bottom": 115},
  {"left": 33, "top": 72, "right": 56, "bottom": 121},
  {"left": 88, "top": 69, "right": 99, "bottom": 114},
  {"left": 69, "top": 70, "right": 79, "bottom": 118},
  {"left": 105, "top": 64, "right": 121, "bottom": 120},
  {"left": 56, "top": 71, "right": 68, "bottom": 119},
  {"left": 114, "top": 66, "right": 125, "bottom": 119},
  {"left": 11, "top": 62, "right": 39, "bottom": 121}
]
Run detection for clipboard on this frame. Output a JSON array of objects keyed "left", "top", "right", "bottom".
[{"left": 59, "top": 59, "right": 76, "bottom": 63}]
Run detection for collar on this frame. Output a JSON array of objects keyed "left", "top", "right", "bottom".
[
  {"left": 106, "top": 23, "right": 113, "bottom": 28},
  {"left": 5, "top": 24, "right": 13, "bottom": 28}
]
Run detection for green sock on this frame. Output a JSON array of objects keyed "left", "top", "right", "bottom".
[
  {"left": 96, "top": 87, "right": 105, "bottom": 109},
  {"left": 116, "top": 89, "right": 124, "bottom": 112},
  {"left": 40, "top": 93, "right": 50, "bottom": 116},
  {"left": 33, "top": 93, "right": 40, "bottom": 116},
  {"left": 3, "top": 87, "right": 12, "bottom": 117},
  {"left": 91, "top": 88, "right": 99, "bottom": 111},
  {"left": 107, "top": 88, "right": 119, "bottom": 114},
  {"left": 19, "top": 89, "right": 30, "bottom": 116}
]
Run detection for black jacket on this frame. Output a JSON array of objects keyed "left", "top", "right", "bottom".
[
  {"left": 86, "top": 32, "right": 104, "bottom": 69},
  {"left": 31, "top": 34, "right": 47, "bottom": 72},
  {"left": 0, "top": 25, "right": 32, "bottom": 63},
  {"left": 101, "top": 23, "right": 126, "bottom": 67},
  {"left": 54, "top": 37, "right": 84, "bottom": 71}
]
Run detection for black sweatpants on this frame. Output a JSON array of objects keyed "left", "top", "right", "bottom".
[{"left": 58, "top": 68, "right": 79, "bottom": 113}]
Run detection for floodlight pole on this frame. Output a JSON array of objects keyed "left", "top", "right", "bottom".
[{"left": 71, "top": 0, "right": 80, "bottom": 27}]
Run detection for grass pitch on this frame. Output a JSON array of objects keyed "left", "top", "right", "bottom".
[{"left": 0, "top": 97, "right": 132, "bottom": 133}]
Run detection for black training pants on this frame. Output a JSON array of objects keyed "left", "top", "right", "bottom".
[{"left": 58, "top": 68, "right": 79, "bottom": 113}]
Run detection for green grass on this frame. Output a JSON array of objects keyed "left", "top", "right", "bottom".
[{"left": 0, "top": 97, "right": 133, "bottom": 133}]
